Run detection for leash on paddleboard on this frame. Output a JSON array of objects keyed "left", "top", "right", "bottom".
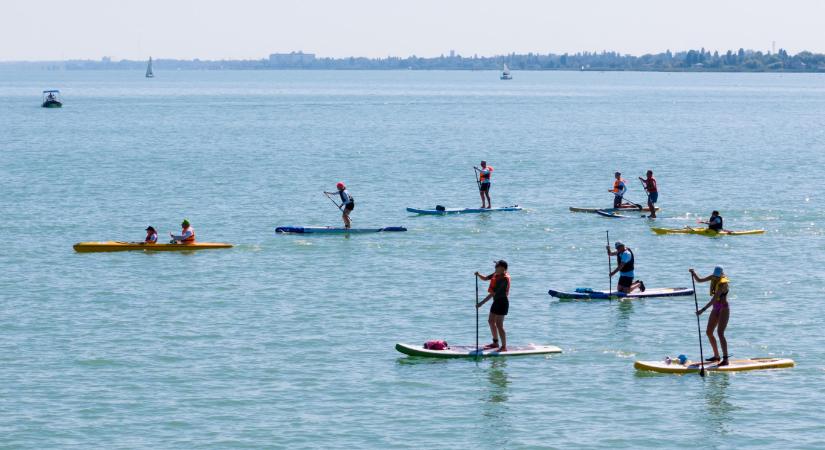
[
  {"left": 691, "top": 274, "right": 706, "bottom": 377},
  {"left": 475, "top": 274, "right": 480, "bottom": 360}
]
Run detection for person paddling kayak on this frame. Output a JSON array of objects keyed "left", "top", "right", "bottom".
[
  {"left": 700, "top": 211, "right": 723, "bottom": 231},
  {"left": 170, "top": 219, "right": 196, "bottom": 244},
  {"left": 324, "top": 182, "right": 354, "bottom": 229},
  {"left": 145, "top": 226, "right": 158, "bottom": 244},
  {"left": 606, "top": 241, "right": 645, "bottom": 294},
  {"left": 475, "top": 260, "right": 509, "bottom": 352},
  {"left": 609, "top": 172, "right": 628, "bottom": 209},
  {"left": 474, "top": 160, "right": 493, "bottom": 209},
  {"left": 638, "top": 170, "right": 658, "bottom": 218},
  {"left": 691, "top": 266, "right": 730, "bottom": 366}
]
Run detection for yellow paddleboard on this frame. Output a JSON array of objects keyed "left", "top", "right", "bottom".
[
  {"left": 73, "top": 241, "right": 233, "bottom": 252},
  {"left": 635, "top": 357, "right": 794, "bottom": 374}
]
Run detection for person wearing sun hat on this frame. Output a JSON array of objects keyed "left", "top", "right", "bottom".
[
  {"left": 170, "top": 219, "right": 196, "bottom": 244},
  {"left": 691, "top": 266, "right": 730, "bottom": 366},
  {"left": 144, "top": 226, "right": 158, "bottom": 244}
]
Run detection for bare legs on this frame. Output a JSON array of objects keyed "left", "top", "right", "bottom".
[
  {"left": 706, "top": 307, "right": 730, "bottom": 365},
  {"left": 486, "top": 312, "right": 507, "bottom": 352}
]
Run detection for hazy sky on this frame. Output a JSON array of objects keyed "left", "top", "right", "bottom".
[{"left": 3, "top": 0, "right": 823, "bottom": 61}]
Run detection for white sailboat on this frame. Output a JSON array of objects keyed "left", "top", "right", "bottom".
[
  {"left": 500, "top": 63, "right": 512, "bottom": 80},
  {"left": 145, "top": 57, "right": 154, "bottom": 78}
]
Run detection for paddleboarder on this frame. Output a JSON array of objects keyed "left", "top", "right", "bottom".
[
  {"left": 474, "top": 161, "right": 493, "bottom": 209},
  {"left": 638, "top": 170, "right": 658, "bottom": 218},
  {"left": 144, "top": 226, "right": 158, "bottom": 243},
  {"left": 170, "top": 219, "right": 196, "bottom": 244},
  {"left": 324, "top": 182, "right": 354, "bottom": 229},
  {"left": 606, "top": 241, "right": 645, "bottom": 294},
  {"left": 475, "top": 260, "right": 509, "bottom": 352},
  {"left": 699, "top": 211, "right": 723, "bottom": 231},
  {"left": 690, "top": 266, "right": 730, "bottom": 367},
  {"left": 609, "top": 172, "right": 627, "bottom": 209}
]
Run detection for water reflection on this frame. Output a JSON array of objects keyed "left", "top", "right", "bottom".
[
  {"left": 486, "top": 359, "right": 510, "bottom": 404},
  {"left": 704, "top": 374, "right": 736, "bottom": 434}
]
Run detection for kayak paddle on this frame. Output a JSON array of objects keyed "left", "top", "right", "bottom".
[{"left": 691, "top": 275, "right": 706, "bottom": 377}]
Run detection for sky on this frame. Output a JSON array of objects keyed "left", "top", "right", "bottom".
[{"left": 3, "top": 0, "right": 824, "bottom": 61}]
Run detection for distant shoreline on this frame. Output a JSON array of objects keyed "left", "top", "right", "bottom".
[{"left": 2, "top": 48, "right": 824, "bottom": 73}]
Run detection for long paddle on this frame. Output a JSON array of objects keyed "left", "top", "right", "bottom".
[
  {"left": 606, "top": 230, "right": 613, "bottom": 300},
  {"left": 473, "top": 167, "right": 482, "bottom": 192},
  {"left": 323, "top": 192, "right": 343, "bottom": 211},
  {"left": 691, "top": 275, "right": 706, "bottom": 377},
  {"left": 475, "top": 275, "right": 480, "bottom": 359}
]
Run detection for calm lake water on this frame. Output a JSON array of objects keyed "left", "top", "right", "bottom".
[{"left": 1, "top": 69, "right": 824, "bottom": 449}]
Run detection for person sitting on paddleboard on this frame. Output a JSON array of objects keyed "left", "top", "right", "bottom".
[
  {"left": 609, "top": 172, "right": 627, "bottom": 209},
  {"left": 324, "top": 182, "right": 354, "bottom": 229},
  {"left": 691, "top": 266, "right": 730, "bottom": 366},
  {"left": 475, "top": 260, "right": 509, "bottom": 352},
  {"left": 170, "top": 219, "right": 196, "bottom": 244},
  {"left": 145, "top": 226, "right": 158, "bottom": 244},
  {"left": 475, "top": 160, "right": 493, "bottom": 209},
  {"left": 700, "top": 211, "right": 723, "bottom": 231},
  {"left": 606, "top": 241, "right": 645, "bottom": 294},
  {"left": 638, "top": 170, "right": 658, "bottom": 218}
]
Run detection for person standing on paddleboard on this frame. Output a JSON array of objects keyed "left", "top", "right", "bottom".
[
  {"left": 475, "top": 161, "right": 493, "bottom": 209},
  {"left": 609, "top": 172, "right": 627, "bottom": 209},
  {"left": 324, "top": 182, "right": 354, "bottom": 229},
  {"left": 475, "top": 260, "right": 509, "bottom": 352},
  {"left": 691, "top": 266, "right": 730, "bottom": 367},
  {"left": 170, "top": 219, "right": 196, "bottom": 244},
  {"left": 638, "top": 170, "right": 658, "bottom": 218},
  {"left": 144, "top": 226, "right": 158, "bottom": 244},
  {"left": 606, "top": 241, "right": 645, "bottom": 294},
  {"left": 700, "top": 211, "right": 723, "bottom": 231}
]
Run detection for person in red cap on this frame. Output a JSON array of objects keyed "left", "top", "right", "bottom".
[{"left": 325, "top": 182, "right": 354, "bottom": 228}]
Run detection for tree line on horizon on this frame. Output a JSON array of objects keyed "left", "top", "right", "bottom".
[{"left": 9, "top": 48, "right": 825, "bottom": 72}]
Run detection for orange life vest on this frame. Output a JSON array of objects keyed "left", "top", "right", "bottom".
[
  {"left": 479, "top": 166, "right": 494, "bottom": 182},
  {"left": 611, "top": 178, "right": 626, "bottom": 193}
]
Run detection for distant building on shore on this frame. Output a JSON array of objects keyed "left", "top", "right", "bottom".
[{"left": 268, "top": 51, "right": 316, "bottom": 66}]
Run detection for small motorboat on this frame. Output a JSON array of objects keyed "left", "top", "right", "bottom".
[{"left": 41, "top": 90, "right": 62, "bottom": 108}]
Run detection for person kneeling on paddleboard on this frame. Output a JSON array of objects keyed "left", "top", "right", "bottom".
[
  {"left": 691, "top": 266, "right": 730, "bottom": 367},
  {"left": 609, "top": 172, "right": 628, "bottom": 209},
  {"left": 638, "top": 170, "right": 658, "bottom": 218},
  {"left": 474, "top": 160, "right": 493, "bottom": 209},
  {"left": 170, "top": 219, "right": 196, "bottom": 244},
  {"left": 475, "top": 260, "right": 510, "bottom": 352},
  {"left": 700, "top": 211, "right": 723, "bottom": 231},
  {"left": 606, "top": 241, "right": 645, "bottom": 294},
  {"left": 324, "top": 182, "right": 354, "bottom": 229},
  {"left": 145, "top": 226, "right": 158, "bottom": 244}
]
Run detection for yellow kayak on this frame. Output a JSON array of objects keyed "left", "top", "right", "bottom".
[
  {"left": 650, "top": 227, "right": 765, "bottom": 236},
  {"left": 73, "top": 241, "right": 233, "bottom": 253},
  {"left": 635, "top": 357, "right": 794, "bottom": 374}
]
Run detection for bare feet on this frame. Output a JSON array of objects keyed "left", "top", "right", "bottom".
[
  {"left": 498, "top": 347, "right": 508, "bottom": 352},
  {"left": 483, "top": 342, "right": 499, "bottom": 349}
]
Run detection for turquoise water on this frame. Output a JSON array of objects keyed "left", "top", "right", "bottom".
[{"left": 2, "top": 70, "right": 824, "bottom": 448}]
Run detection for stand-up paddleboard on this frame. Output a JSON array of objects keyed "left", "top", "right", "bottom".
[
  {"left": 651, "top": 227, "right": 765, "bottom": 236},
  {"left": 595, "top": 210, "right": 652, "bottom": 219},
  {"left": 406, "top": 205, "right": 522, "bottom": 215},
  {"left": 548, "top": 287, "right": 693, "bottom": 301},
  {"left": 395, "top": 343, "right": 561, "bottom": 358},
  {"left": 570, "top": 206, "right": 659, "bottom": 214},
  {"left": 73, "top": 241, "right": 233, "bottom": 252},
  {"left": 635, "top": 357, "right": 794, "bottom": 374},
  {"left": 276, "top": 226, "right": 406, "bottom": 234}
]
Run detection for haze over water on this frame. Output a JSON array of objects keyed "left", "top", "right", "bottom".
[{"left": 1, "top": 70, "right": 824, "bottom": 448}]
